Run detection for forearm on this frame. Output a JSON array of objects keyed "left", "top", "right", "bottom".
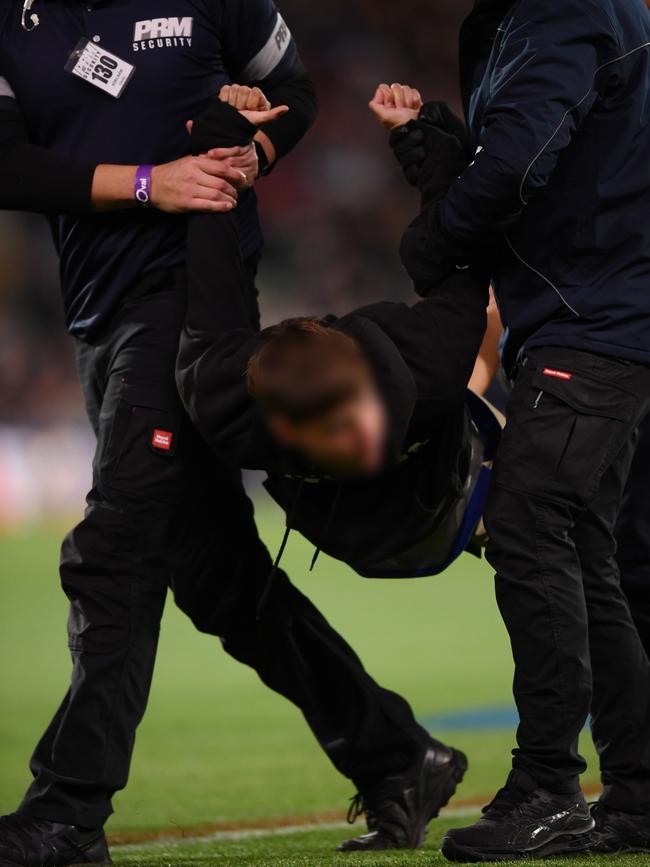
[
  {"left": 94, "top": 155, "right": 242, "bottom": 215},
  {"left": 0, "top": 113, "right": 138, "bottom": 214},
  {"left": 254, "top": 69, "right": 317, "bottom": 165},
  {"left": 179, "top": 209, "right": 265, "bottom": 462},
  {"left": 1, "top": 147, "right": 206, "bottom": 216},
  {"left": 180, "top": 101, "right": 277, "bottom": 458},
  {"left": 185, "top": 210, "right": 252, "bottom": 334},
  {"left": 0, "top": 106, "right": 241, "bottom": 217},
  {"left": 91, "top": 164, "right": 138, "bottom": 211},
  {"left": 0, "top": 111, "right": 98, "bottom": 214},
  {"left": 469, "top": 293, "right": 503, "bottom": 395}
]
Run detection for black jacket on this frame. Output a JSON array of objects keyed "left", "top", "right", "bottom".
[
  {"left": 448, "top": 0, "right": 650, "bottom": 372},
  {"left": 177, "top": 104, "right": 489, "bottom": 572}
]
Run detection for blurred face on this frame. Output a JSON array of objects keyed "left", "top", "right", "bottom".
[{"left": 270, "top": 386, "right": 388, "bottom": 477}]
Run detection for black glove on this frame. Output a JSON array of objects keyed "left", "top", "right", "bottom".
[
  {"left": 389, "top": 100, "right": 473, "bottom": 188},
  {"left": 389, "top": 124, "right": 427, "bottom": 186},
  {"left": 190, "top": 99, "right": 257, "bottom": 155},
  {"left": 394, "top": 110, "right": 474, "bottom": 295},
  {"left": 398, "top": 125, "right": 470, "bottom": 296},
  {"left": 419, "top": 101, "right": 474, "bottom": 160}
]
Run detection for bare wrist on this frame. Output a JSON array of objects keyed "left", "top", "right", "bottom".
[{"left": 91, "top": 164, "right": 139, "bottom": 212}]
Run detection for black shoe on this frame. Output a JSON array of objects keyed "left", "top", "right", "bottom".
[
  {"left": 441, "top": 772, "right": 595, "bottom": 862},
  {"left": 337, "top": 739, "right": 468, "bottom": 851},
  {"left": 0, "top": 813, "right": 110, "bottom": 867},
  {"left": 590, "top": 801, "right": 650, "bottom": 853}
]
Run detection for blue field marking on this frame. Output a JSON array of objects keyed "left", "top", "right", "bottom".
[{"left": 420, "top": 704, "right": 519, "bottom": 732}]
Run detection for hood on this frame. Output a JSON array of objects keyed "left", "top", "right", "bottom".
[{"left": 334, "top": 312, "right": 418, "bottom": 464}]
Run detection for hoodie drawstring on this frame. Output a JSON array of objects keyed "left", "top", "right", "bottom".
[
  {"left": 257, "top": 478, "right": 344, "bottom": 619},
  {"left": 256, "top": 477, "right": 305, "bottom": 620},
  {"left": 309, "top": 482, "right": 343, "bottom": 572}
]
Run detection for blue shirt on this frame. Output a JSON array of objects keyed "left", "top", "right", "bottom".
[{"left": 0, "top": 0, "right": 301, "bottom": 339}]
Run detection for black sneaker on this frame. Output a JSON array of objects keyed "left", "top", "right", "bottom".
[
  {"left": 590, "top": 801, "right": 650, "bottom": 853},
  {"left": 0, "top": 813, "right": 110, "bottom": 867},
  {"left": 337, "top": 739, "right": 468, "bottom": 851},
  {"left": 441, "top": 772, "right": 595, "bottom": 862}
]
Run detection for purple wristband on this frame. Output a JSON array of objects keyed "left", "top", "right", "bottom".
[{"left": 134, "top": 164, "right": 154, "bottom": 207}]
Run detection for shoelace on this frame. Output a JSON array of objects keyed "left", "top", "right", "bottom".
[
  {"left": 483, "top": 784, "right": 536, "bottom": 819},
  {"left": 345, "top": 793, "right": 383, "bottom": 834},
  {"left": 346, "top": 794, "right": 365, "bottom": 825},
  {"left": 345, "top": 791, "right": 406, "bottom": 840}
]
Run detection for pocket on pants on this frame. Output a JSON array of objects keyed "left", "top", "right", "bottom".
[
  {"left": 98, "top": 380, "right": 185, "bottom": 501},
  {"left": 493, "top": 366, "right": 638, "bottom": 507}
]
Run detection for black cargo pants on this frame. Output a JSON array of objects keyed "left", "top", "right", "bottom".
[
  {"left": 616, "top": 413, "right": 650, "bottom": 660},
  {"left": 18, "top": 266, "right": 430, "bottom": 829},
  {"left": 485, "top": 347, "right": 650, "bottom": 813}
]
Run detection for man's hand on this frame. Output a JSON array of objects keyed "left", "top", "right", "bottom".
[
  {"left": 219, "top": 83, "right": 289, "bottom": 125},
  {"left": 216, "top": 85, "right": 267, "bottom": 189},
  {"left": 204, "top": 84, "right": 289, "bottom": 189},
  {"left": 369, "top": 83, "right": 423, "bottom": 131},
  {"left": 203, "top": 144, "right": 258, "bottom": 191},
  {"left": 150, "top": 155, "right": 244, "bottom": 213},
  {"left": 220, "top": 83, "right": 267, "bottom": 115}
]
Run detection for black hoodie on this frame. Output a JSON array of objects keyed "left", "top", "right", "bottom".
[{"left": 177, "top": 102, "right": 489, "bottom": 574}]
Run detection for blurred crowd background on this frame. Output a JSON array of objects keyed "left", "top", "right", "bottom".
[{"left": 0, "top": 0, "right": 468, "bottom": 524}]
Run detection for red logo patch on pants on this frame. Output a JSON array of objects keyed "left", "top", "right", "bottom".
[
  {"left": 543, "top": 368, "right": 573, "bottom": 381},
  {"left": 151, "top": 429, "right": 173, "bottom": 451}
]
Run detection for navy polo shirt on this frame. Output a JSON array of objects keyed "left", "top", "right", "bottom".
[{"left": 0, "top": 0, "right": 301, "bottom": 340}]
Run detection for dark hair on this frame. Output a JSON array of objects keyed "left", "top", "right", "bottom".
[{"left": 247, "top": 318, "right": 372, "bottom": 422}]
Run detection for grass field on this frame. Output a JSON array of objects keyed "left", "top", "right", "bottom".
[
  {"left": 110, "top": 825, "right": 647, "bottom": 867},
  {"left": 0, "top": 494, "right": 606, "bottom": 865}
]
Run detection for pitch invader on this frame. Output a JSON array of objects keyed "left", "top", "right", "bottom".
[{"left": 175, "top": 83, "right": 497, "bottom": 849}]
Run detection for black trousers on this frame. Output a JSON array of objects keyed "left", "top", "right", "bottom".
[
  {"left": 18, "top": 266, "right": 430, "bottom": 829},
  {"left": 617, "top": 413, "right": 650, "bottom": 659},
  {"left": 485, "top": 347, "right": 650, "bottom": 813}
]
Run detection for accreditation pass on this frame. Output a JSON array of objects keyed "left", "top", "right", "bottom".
[{"left": 65, "top": 38, "right": 135, "bottom": 98}]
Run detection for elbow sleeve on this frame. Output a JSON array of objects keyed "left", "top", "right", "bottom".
[
  {"left": 0, "top": 111, "right": 97, "bottom": 214},
  {"left": 260, "top": 71, "right": 318, "bottom": 160}
]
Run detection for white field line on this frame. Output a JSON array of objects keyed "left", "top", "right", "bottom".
[{"left": 112, "top": 805, "right": 482, "bottom": 853}]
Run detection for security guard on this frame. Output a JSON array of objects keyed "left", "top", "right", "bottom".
[
  {"left": 0, "top": 3, "right": 441, "bottom": 864},
  {"left": 392, "top": 0, "right": 650, "bottom": 860}
]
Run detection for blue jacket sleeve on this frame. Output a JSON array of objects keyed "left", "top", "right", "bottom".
[{"left": 437, "top": 0, "right": 621, "bottom": 252}]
